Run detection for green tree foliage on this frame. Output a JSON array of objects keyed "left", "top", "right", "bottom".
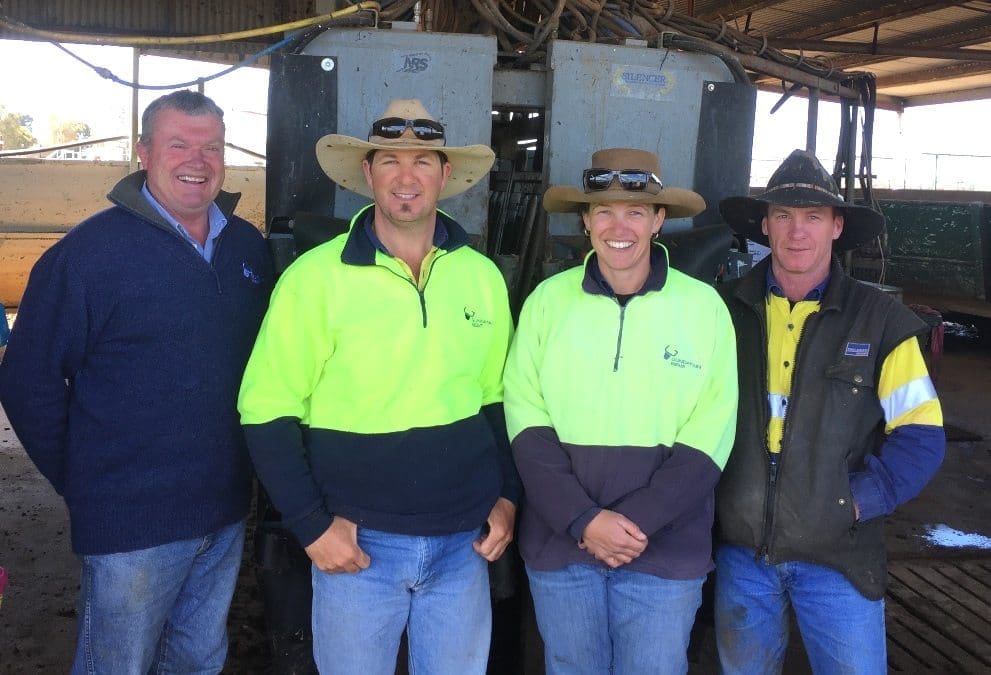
[
  {"left": 0, "top": 106, "right": 37, "bottom": 150},
  {"left": 52, "top": 120, "right": 92, "bottom": 144}
]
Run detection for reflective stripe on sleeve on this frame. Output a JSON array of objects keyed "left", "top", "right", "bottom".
[{"left": 881, "top": 375, "right": 937, "bottom": 424}]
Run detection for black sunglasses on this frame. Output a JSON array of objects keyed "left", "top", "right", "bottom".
[
  {"left": 583, "top": 168, "right": 663, "bottom": 192},
  {"left": 369, "top": 117, "right": 446, "bottom": 144}
]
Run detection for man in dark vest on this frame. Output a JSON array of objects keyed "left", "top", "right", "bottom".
[{"left": 714, "top": 149, "right": 945, "bottom": 673}]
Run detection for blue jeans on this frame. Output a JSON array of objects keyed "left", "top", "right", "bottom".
[
  {"left": 71, "top": 519, "right": 245, "bottom": 675},
  {"left": 311, "top": 527, "right": 490, "bottom": 675},
  {"left": 526, "top": 563, "right": 704, "bottom": 675},
  {"left": 714, "top": 544, "right": 887, "bottom": 674}
]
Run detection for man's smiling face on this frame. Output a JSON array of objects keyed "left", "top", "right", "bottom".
[
  {"left": 363, "top": 149, "right": 451, "bottom": 231},
  {"left": 136, "top": 108, "right": 225, "bottom": 226}
]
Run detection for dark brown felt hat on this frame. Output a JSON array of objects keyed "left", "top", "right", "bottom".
[{"left": 719, "top": 149, "right": 884, "bottom": 251}]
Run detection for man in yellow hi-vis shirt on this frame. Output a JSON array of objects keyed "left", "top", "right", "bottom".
[
  {"left": 237, "top": 99, "right": 519, "bottom": 675},
  {"left": 714, "top": 149, "right": 945, "bottom": 674}
]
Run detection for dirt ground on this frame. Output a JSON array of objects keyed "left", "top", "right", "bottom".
[{"left": 1, "top": 329, "right": 989, "bottom": 674}]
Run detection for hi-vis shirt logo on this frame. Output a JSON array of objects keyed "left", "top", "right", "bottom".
[
  {"left": 464, "top": 307, "right": 492, "bottom": 328},
  {"left": 845, "top": 342, "right": 871, "bottom": 357},
  {"left": 663, "top": 345, "right": 702, "bottom": 370}
]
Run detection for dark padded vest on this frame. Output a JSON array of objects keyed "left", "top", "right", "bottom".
[{"left": 716, "top": 258, "right": 926, "bottom": 599}]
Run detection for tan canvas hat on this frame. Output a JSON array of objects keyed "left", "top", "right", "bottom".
[
  {"left": 315, "top": 99, "right": 496, "bottom": 200},
  {"left": 543, "top": 148, "right": 706, "bottom": 218}
]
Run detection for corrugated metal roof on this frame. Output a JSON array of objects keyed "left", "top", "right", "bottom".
[
  {"left": 694, "top": 0, "right": 991, "bottom": 106},
  {"left": 0, "top": 0, "right": 310, "bottom": 35}
]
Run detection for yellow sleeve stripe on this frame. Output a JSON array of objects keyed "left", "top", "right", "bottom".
[
  {"left": 885, "top": 397, "right": 943, "bottom": 434},
  {"left": 877, "top": 337, "right": 932, "bottom": 399},
  {"left": 877, "top": 335, "right": 943, "bottom": 433}
]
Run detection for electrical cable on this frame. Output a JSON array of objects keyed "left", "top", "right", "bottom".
[
  {"left": 2, "top": 3, "right": 380, "bottom": 90},
  {"left": 662, "top": 33, "right": 750, "bottom": 84},
  {"left": 3, "top": 1, "right": 855, "bottom": 96},
  {"left": 49, "top": 35, "right": 296, "bottom": 90}
]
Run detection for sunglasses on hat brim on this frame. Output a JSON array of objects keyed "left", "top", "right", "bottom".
[
  {"left": 369, "top": 117, "right": 446, "bottom": 144},
  {"left": 583, "top": 168, "right": 664, "bottom": 192}
]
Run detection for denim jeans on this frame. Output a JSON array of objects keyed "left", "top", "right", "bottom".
[
  {"left": 311, "top": 527, "right": 490, "bottom": 675},
  {"left": 714, "top": 544, "right": 887, "bottom": 674},
  {"left": 526, "top": 563, "right": 704, "bottom": 675},
  {"left": 71, "top": 519, "right": 245, "bottom": 675}
]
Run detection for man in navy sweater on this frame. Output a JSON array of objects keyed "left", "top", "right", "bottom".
[{"left": 0, "top": 90, "right": 271, "bottom": 673}]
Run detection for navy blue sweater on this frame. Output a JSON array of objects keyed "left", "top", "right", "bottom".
[{"left": 0, "top": 172, "right": 272, "bottom": 555}]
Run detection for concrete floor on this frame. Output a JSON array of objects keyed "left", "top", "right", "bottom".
[{"left": 1, "top": 336, "right": 989, "bottom": 673}]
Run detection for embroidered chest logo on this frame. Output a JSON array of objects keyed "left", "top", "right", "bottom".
[
  {"left": 242, "top": 262, "right": 262, "bottom": 285},
  {"left": 845, "top": 342, "right": 871, "bottom": 357},
  {"left": 464, "top": 307, "right": 492, "bottom": 328},
  {"left": 663, "top": 345, "right": 702, "bottom": 370}
]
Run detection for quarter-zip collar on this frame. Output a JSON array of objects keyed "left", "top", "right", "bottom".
[
  {"left": 581, "top": 242, "right": 670, "bottom": 298},
  {"left": 107, "top": 170, "right": 241, "bottom": 240},
  {"left": 140, "top": 182, "right": 228, "bottom": 262},
  {"left": 363, "top": 210, "right": 449, "bottom": 255},
  {"left": 341, "top": 204, "right": 470, "bottom": 267},
  {"left": 579, "top": 244, "right": 672, "bottom": 373}
]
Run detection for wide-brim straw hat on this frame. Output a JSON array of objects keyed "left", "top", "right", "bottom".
[
  {"left": 719, "top": 148, "right": 884, "bottom": 251},
  {"left": 542, "top": 148, "right": 706, "bottom": 219},
  {"left": 314, "top": 99, "right": 495, "bottom": 201}
]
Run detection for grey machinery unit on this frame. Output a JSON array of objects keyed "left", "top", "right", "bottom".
[
  {"left": 267, "top": 28, "right": 498, "bottom": 245},
  {"left": 266, "top": 25, "right": 756, "bottom": 256}
]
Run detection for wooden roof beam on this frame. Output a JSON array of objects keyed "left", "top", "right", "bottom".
[
  {"left": 768, "top": 40, "right": 991, "bottom": 62},
  {"left": 754, "top": 80, "right": 907, "bottom": 112},
  {"left": 801, "top": 17, "right": 991, "bottom": 70},
  {"left": 874, "top": 60, "right": 991, "bottom": 87},
  {"left": 903, "top": 84, "right": 991, "bottom": 106},
  {"left": 698, "top": 0, "right": 945, "bottom": 38}
]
